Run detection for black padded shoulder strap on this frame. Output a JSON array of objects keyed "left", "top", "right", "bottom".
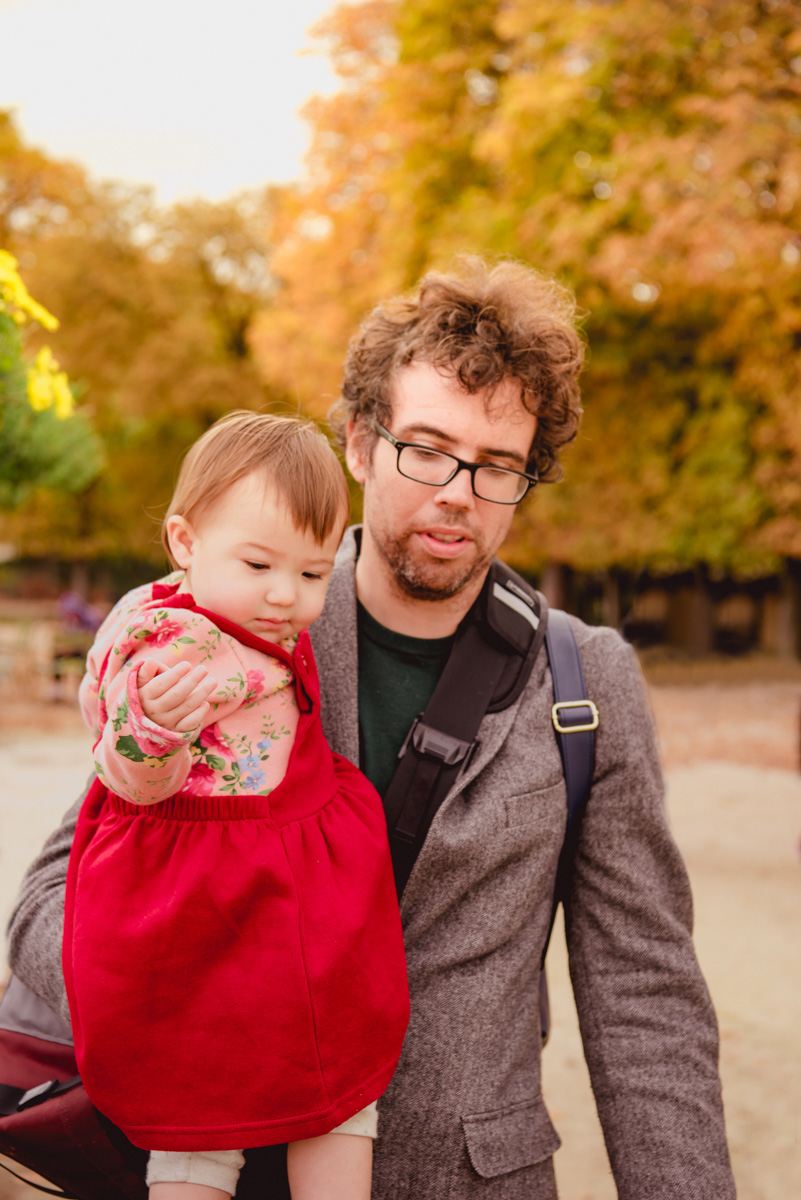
[{"left": 384, "top": 560, "right": 547, "bottom": 897}]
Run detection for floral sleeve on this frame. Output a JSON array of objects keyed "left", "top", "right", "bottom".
[{"left": 92, "top": 607, "right": 252, "bottom": 805}]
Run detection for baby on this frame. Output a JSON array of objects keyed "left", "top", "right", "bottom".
[{"left": 63, "top": 412, "right": 409, "bottom": 1200}]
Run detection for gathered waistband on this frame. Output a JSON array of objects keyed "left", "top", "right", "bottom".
[{"left": 106, "top": 790, "right": 277, "bottom": 821}]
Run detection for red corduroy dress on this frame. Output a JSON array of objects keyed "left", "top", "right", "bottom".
[{"left": 63, "top": 602, "right": 410, "bottom": 1152}]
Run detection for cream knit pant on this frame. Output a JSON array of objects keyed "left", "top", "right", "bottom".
[{"left": 146, "top": 1102, "right": 378, "bottom": 1194}]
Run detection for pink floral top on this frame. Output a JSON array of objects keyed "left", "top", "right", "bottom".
[{"left": 79, "top": 572, "right": 299, "bottom": 805}]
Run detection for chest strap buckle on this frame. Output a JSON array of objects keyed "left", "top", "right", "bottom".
[{"left": 398, "top": 716, "right": 474, "bottom": 766}]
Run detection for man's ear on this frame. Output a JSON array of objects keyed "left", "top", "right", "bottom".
[
  {"left": 345, "top": 418, "right": 369, "bottom": 485},
  {"left": 165, "top": 515, "right": 196, "bottom": 570}
]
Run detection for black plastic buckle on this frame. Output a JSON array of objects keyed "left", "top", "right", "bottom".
[{"left": 399, "top": 716, "right": 474, "bottom": 767}]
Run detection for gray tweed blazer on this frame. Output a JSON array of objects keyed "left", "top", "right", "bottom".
[{"left": 309, "top": 532, "right": 735, "bottom": 1199}]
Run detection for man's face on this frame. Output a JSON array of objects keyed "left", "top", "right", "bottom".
[{"left": 346, "top": 361, "right": 537, "bottom": 603}]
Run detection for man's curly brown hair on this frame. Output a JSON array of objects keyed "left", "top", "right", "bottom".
[{"left": 330, "top": 256, "right": 585, "bottom": 483}]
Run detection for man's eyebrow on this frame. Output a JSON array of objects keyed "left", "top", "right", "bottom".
[{"left": 397, "top": 424, "right": 529, "bottom": 468}]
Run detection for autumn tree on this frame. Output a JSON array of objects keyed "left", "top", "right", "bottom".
[
  {"left": 252, "top": 0, "right": 801, "bottom": 579},
  {"left": 0, "top": 112, "right": 286, "bottom": 565}
]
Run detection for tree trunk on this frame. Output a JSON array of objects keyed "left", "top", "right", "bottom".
[
  {"left": 541, "top": 563, "right": 567, "bottom": 611},
  {"left": 601, "top": 571, "right": 620, "bottom": 629},
  {"left": 758, "top": 571, "right": 796, "bottom": 658},
  {"left": 666, "top": 567, "right": 714, "bottom": 654}
]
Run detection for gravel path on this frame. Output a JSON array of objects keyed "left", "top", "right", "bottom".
[{"left": 2, "top": 680, "right": 800, "bottom": 1199}]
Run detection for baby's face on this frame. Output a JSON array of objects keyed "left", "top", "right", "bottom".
[{"left": 168, "top": 473, "right": 344, "bottom": 641}]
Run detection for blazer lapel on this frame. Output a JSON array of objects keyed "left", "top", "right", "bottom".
[{"left": 310, "top": 528, "right": 361, "bottom": 766}]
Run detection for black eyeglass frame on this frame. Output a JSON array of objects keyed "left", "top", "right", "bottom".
[{"left": 374, "top": 422, "right": 538, "bottom": 505}]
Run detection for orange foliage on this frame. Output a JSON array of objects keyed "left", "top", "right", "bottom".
[{"left": 252, "top": 0, "right": 801, "bottom": 574}]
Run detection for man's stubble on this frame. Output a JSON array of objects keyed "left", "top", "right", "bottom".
[{"left": 367, "top": 512, "right": 494, "bottom": 603}]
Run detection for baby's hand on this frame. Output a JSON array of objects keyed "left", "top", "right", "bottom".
[{"left": 136, "top": 660, "right": 217, "bottom": 734}]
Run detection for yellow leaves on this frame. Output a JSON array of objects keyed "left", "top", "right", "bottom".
[
  {"left": 26, "top": 346, "right": 74, "bottom": 419},
  {"left": 0, "top": 249, "right": 59, "bottom": 330},
  {"left": 0, "top": 250, "right": 74, "bottom": 418}
]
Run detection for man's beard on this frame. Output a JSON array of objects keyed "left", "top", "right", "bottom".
[{"left": 369, "top": 520, "right": 493, "bottom": 602}]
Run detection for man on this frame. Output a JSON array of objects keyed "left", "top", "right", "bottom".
[{"left": 6, "top": 257, "right": 735, "bottom": 1198}]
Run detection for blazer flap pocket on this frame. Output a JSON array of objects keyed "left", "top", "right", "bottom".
[
  {"left": 504, "top": 780, "right": 566, "bottom": 830},
  {"left": 461, "top": 1095, "right": 561, "bottom": 1178}
]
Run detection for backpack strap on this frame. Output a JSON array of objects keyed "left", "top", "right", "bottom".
[
  {"left": 384, "top": 560, "right": 547, "bottom": 897},
  {"left": 0, "top": 1076, "right": 82, "bottom": 1118},
  {"left": 538, "top": 608, "right": 598, "bottom": 1041},
  {"left": 547, "top": 611, "right": 597, "bottom": 853},
  {"left": 543, "top": 608, "right": 598, "bottom": 940}
]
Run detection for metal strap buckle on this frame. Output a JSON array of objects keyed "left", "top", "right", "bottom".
[{"left": 551, "top": 700, "right": 599, "bottom": 734}]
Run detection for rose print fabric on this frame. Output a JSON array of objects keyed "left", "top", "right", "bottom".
[{"left": 79, "top": 573, "right": 299, "bottom": 803}]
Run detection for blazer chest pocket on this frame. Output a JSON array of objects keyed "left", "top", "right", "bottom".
[
  {"left": 461, "top": 1095, "right": 561, "bottom": 1178},
  {"left": 503, "top": 781, "right": 565, "bottom": 832}
]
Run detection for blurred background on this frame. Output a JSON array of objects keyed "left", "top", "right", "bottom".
[
  {"left": 1, "top": 1, "right": 800, "bottom": 1197},
  {"left": 2, "top": 0, "right": 801, "bottom": 649}
]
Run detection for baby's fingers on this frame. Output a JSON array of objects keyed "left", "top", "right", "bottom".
[
  {"left": 173, "top": 700, "right": 213, "bottom": 734},
  {"left": 138, "top": 664, "right": 217, "bottom": 730},
  {"left": 138, "top": 660, "right": 195, "bottom": 701},
  {"left": 137, "top": 659, "right": 167, "bottom": 689}
]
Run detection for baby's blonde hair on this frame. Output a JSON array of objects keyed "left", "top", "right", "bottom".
[{"left": 162, "top": 411, "right": 350, "bottom": 567}]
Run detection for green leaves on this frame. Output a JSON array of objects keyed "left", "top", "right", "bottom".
[
  {"left": 114, "top": 735, "right": 146, "bottom": 763},
  {"left": 0, "top": 307, "right": 103, "bottom": 510}
]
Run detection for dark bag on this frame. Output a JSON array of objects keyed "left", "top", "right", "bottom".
[
  {"left": 0, "top": 979, "right": 291, "bottom": 1199},
  {"left": 0, "top": 977, "right": 146, "bottom": 1199}
]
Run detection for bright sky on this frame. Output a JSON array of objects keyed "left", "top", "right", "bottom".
[{"left": 0, "top": 0, "right": 340, "bottom": 204}]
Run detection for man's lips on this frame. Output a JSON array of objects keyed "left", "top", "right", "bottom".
[{"left": 415, "top": 530, "right": 472, "bottom": 558}]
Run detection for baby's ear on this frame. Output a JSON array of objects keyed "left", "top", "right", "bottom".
[{"left": 165, "top": 515, "right": 196, "bottom": 569}]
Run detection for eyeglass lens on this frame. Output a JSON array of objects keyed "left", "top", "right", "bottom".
[{"left": 397, "top": 445, "right": 528, "bottom": 503}]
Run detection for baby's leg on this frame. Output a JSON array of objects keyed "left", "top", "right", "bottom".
[
  {"left": 287, "top": 1104, "right": 377, "bottom": 1200},
  {"left": 287, "top": 1132, "right": 372, "bottom": 1200},
  {"left": 147, "top": 1149, "right": 245, "bottom": 1200}
]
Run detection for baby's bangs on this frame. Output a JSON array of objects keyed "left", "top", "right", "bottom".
[{"left": 269, "top": 429, "right": 350, "bottom": 545}]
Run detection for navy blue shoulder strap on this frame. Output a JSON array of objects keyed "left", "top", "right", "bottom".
[
  {"left": 545, "top": 608, "right": 598, "bottom": 853},
  {"left": 539, "top": 609, "right": 598, "bottom": 1042}
]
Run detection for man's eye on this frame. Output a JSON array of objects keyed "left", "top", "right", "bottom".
[{"left": 409, "top": 446, "right": 444, "bottom": 463}]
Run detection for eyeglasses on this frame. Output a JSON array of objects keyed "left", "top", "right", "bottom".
[{"left": 375, "top": 423, "right": 538, "bottom": 505}]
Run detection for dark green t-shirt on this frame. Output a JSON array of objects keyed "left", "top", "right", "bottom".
[{"left": 357, "top": 602, "right": 455, "bottom": 799}]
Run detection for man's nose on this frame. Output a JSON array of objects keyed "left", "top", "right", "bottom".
[{"left": 434, "top": 465, "right": 475, "bottom": 509}]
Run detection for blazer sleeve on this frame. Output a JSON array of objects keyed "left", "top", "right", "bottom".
[
  {"left": 6, "top": 788, "right": 82, "bottom": 1025},
  {"left": 564, "top": 625, "right": 735, "bottom": 1198}
]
